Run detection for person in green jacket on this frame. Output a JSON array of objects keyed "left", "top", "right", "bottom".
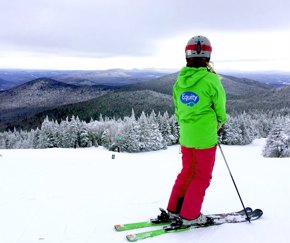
[{"left": 155, "top": 35, "right": 227, "bottom": 228}]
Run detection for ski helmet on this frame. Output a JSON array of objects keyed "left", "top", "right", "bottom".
[{"left": 185, "top": 35, "right": 212, "bottom": 59}]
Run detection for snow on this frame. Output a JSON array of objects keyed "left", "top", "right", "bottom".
[{"left": 0, "top": 139, "right": 289, "bottom": 243}]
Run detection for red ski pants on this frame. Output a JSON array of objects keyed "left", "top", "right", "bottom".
[{"left": 167, "top": 145, "right": 217, "bottom": 220}]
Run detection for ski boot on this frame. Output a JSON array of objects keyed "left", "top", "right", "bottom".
[
  {"left": 164, "top": 213, "right": 214, "bottom": 231},
  {"left": 150, "top": 208, "right": 179, "bottom": 224}
]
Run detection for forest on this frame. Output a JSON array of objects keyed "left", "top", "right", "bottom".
[{"left": 0, "top": 109, "right": 289, "bottom": 157}]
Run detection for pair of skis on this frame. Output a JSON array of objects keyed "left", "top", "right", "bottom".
[{"left": 114, "top": 207, "right": 263, "bottom": 242}]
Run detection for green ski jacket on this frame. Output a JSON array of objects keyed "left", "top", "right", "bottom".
[{"left": 173, "top": 67, "right": 227, "bottom": 149}]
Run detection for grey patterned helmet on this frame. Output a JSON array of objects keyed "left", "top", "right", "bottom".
[{"left": 185, "top": 35, "right": 212, "bottom": 59}]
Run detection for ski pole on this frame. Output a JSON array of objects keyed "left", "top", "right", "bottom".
[{"left": 218, "top": 142, "right": 251, "bottom": 223}]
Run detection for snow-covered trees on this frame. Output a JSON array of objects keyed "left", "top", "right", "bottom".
[
  {"left": 37, "top": 117, "right": 59, "bottom": 148},
  {"left": 158, "top": 111, "right": 175, "bottom": 146},
  {"left": 0, "top": 110, "right": 179, "bottom": 152},
  {"left": 219, "top": 112, "right": 289, "bottom": 146},
  {"left": 220, "top": 113, "right": 255, "bottom": 145},
  {"left": 0, "top": 109, "right": 289, "bottom": 157},
  {"left": 262, "top": 119, "right": 290, "bottom": 158},
  {"left": 117, "top": 115, "right": 140, "bottom": 152},
  {"left": 138, "top": 111, "right": 167, "bottom": 152}
]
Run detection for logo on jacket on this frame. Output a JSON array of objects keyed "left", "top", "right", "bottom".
[{"left": 180, "top": 92, "right": 199, "bottom": 106}]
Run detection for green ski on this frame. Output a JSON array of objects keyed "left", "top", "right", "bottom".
[{"left": 125, "top": 208, "right": 263, "bottom": 242}]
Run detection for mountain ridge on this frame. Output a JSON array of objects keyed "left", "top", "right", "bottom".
[
  {"left": 0, "top": 78, "right": 110, "bottom": 124},
  {"left": 1, "top": 72, "right": 289, "bottom": 131},
  {"left": 121, "top": 72, "right": 273, "bottom": 96}
]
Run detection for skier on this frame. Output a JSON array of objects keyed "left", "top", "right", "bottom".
[{"left": 154, "top": 35, "right": 227, "bottom": 229}]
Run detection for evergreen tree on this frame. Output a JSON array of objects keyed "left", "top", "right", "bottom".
[
  {"left": 157, "top": 112, "right": 172, "bottom": 145},
  {"left": 38, "top": 117, "right": 59, "bottom": 148},
  {"left": 117, "top": 116, "right": 140, "bottom": 152},
  {"left": 138, "top": 111, "right": 166, "bottom": 151},
  {"left": 59, "top": 117, "right": 78, "bottom": 148},
  {"left": 254, "top": 113, "right": 272, "bottom": 138},
  {"left": 16, "top": 129, "right": 28, "bottom": 149},
  {"left": 79, "top": 126, "right": 91, "bottom": 147},
  {"left": 90, "top": 120, "right": 105, "bottom": 146},
  {"left": 263, "top": 123, "right": 290, "bottom": 158},
  {"left": 238, "top": 114, "right": 255, "bottom": 145},
  {"left": 220, "top": 116, "right": 243, "bottom": 145},
  {"left": 4, "top": 130, "right": 20, "bottom": 149},
  {"left": 32, "top": 128, "right": 41, "bottom": 148},
  {"left": 20, "top": 130, "right": 34, "bottom": 149},
  {"left": 221, "top": 114, "right": 255, "bottom": 145},
  {"left": 148, "top": 111, "right": 167, "bottom": 150},
  {"left": 101, "top": 129, "right": 111, "bottom": 148},
  {"left": 130, "top": 108, "right": 136, "bottom": 121},
  {"left": 85, "top": 122, "right": 99, "bottom": 147},
  {"left": 137, "top": 112, "right": 150, "bottom": 151},
  {"left": 0, "top": 133, "right": 6, "bottom": 149},
  {"left": 169, "top": 115, "right": 179, "bottom": 144}
]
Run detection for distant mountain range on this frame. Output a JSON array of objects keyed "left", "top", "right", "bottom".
[
  {"left": 0, "top": 69, "right": 171, "bottom": 91},
  {"left": 0, "top": 69, "right": 289, "bottom": 131},
  {"left": 221, "top": 71, "right": 290, "bottom": 87},
  {"left": 1, "top": 69, "right": 289, "bottom": 91}
]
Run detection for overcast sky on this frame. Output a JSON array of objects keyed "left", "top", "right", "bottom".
[{"left": 0, "top": 0, "right": 290, "bottom": 71}]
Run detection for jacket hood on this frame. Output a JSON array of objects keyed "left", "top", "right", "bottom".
[{"left": 176, "top": 67, "right": 209, "bottom": 89}]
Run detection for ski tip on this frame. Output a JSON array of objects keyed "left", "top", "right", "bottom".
[
  {"left": 114, "top": 224, "right": 124, "bottom": 231},
  {"left": 249, "top": 208, "right": 263, "bottom": 221},
  {"left": 254, "top": 208, "right": 264, "bottom": 216},
  {"left": 126, "top": 234, "right": 137, "bottom": 242},
  {"left": 256, "top": 208, "right": 263, "bottom": 213}
]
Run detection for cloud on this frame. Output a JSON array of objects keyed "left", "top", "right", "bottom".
[
  {"left": 0, "top": 0, "right": 290, "bottom": 71},
  {"left": 1, "top": 0, "right": 290, "bottom": 58}
]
